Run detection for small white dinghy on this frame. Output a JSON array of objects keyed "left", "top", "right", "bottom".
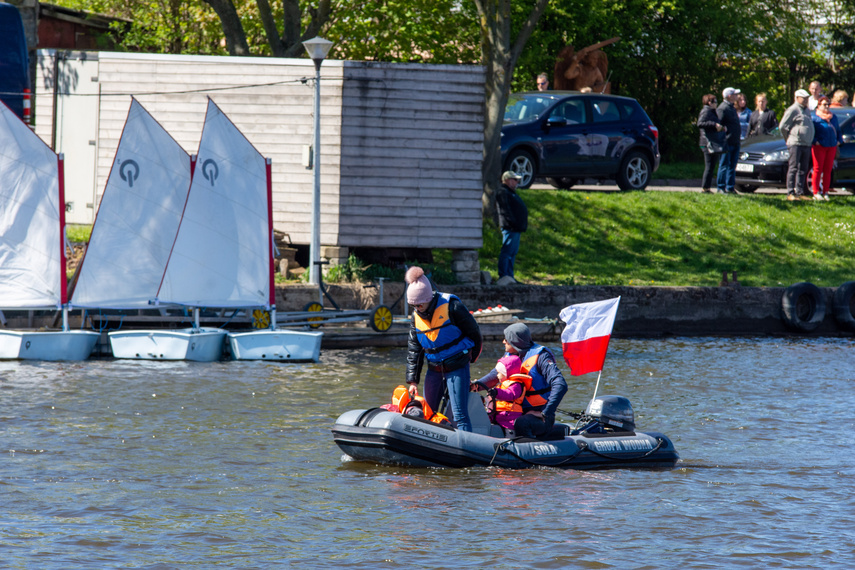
[
  {"left": 0, "top": 101, "right": 98, "bottom": 360},
  {"left": 172, "top": 100, "right": 323, "bottom": 362},
  {"left": 69, "top": 98, "right": 224, "bottom": 361}
]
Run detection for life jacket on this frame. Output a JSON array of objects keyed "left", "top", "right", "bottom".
[
  {"left": 494, "top": 373, "right": 531, "bottom": 414},
  {"left": 520, "top": 344, "right": 553, "bottom": 411},
  {"left": 413, "top": 293, "right": 474, "bottom": 362},
  {"left": 387, "top": 384, "right": 449, "bottom": 425}
]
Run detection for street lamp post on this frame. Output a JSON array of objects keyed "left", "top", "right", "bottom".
[{"left": 303, "top": 37, "right": 334, "bottom": 285}]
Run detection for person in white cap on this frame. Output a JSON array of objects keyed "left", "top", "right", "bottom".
[
  {"left": 716, "top": 87, "right": 742, "bottom": 194},
  {"left": 404, "top": 266, "right": 482, "bottom": 432},
  {"left": 496, "top": 170, "right": 528, "bottom": 284},
  {"left": 780, "top": 89, "right": 816, "bottom": 201}
]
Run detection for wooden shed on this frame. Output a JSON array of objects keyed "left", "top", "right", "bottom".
[{"left": 34, "top": 51, "right": 485, "bottom": 282}]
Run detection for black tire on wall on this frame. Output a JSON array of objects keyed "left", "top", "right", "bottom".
[
  {"left": 832, "top": 281, "right": 855, "bottom": 332},
  {"left": 781, "top": 282, "right": 826, "bottom": 332}
]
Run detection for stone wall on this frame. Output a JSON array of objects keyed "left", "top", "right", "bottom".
[{"left": 274, "top": 282, "right": 850, "bottom": 336}]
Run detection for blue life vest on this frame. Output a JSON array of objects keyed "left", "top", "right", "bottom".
[
  {"left": 413, "top": 293, "right": 474, "bottom": 362},
  {"left": 520, "top": 344, "right": 553, "bottom": 411}
]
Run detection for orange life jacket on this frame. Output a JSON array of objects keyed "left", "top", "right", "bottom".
[
  {"left": 390, "top": 384, "right": 449, "bottom": 424},
  {"left": 494, "top": 374, "right": 531, "bottom": 414}
]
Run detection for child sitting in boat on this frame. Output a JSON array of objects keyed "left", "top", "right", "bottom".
[{"left": 481, "top": 354, "right": 529, "bottom": 430}]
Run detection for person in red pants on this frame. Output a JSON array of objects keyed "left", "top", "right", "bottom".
[{"left": 811, "top": 96, "right": 843, "bottom": 200}]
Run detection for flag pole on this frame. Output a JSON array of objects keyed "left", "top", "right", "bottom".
[{"left": 591, "top": 370, "right": 603, "bottom": 402}]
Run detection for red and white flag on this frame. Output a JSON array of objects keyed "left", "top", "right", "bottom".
[{"left": 559, "top": 297, "right": 620, "bottom": 376}]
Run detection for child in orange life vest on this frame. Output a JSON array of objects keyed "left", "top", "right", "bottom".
[{"left": 482, "top": 354, "right": 527, "bottom": 430}]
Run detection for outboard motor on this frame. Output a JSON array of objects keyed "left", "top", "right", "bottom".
[{"left": 586, "top": 395, "right": 635, "bottom": 432}]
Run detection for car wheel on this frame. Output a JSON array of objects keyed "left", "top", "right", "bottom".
[
  {"left": 506, "top": 149, "right": 535, "bottom": 189},
  {"left": 736, "top": 184, "right": 758, "bottom": 193},
  {"left": 545, "top": 177, "right": 577, "bottom": 190},
  {"left": 616, "top": 151, "right": 651, "bottom": 191}
]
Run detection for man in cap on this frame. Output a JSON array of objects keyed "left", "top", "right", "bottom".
[
  {"left": 405, "top": 266, "right": 482, "bottom": 432},
  {"left": 496, "top": 171, "right": 528, "bottom": 285},
  {"left": 716, "top": 87, "right": 742, "bottom": 194},
  {"left": 780, "top": 89, "right": 816, "bottom": 201},
  {"left": 472, "top": 322, "right": 568, "bottom": 438}
]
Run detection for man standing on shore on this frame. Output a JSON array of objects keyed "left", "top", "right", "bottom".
[
  {"left": 496, "top": 171, "right": 528, "bottom": 285},
  {"left": 780, "top": 89, "right": 816, "bottom": 201},
  {"left": 716, "top": 87, "right": 742, "bottom": 194}
]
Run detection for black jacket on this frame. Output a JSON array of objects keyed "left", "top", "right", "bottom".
[
  {"left": 748, "top": 109, "right": 778, "bottom": 137},
  {"left": 406, "top": 292, "right": 482, "bottom": 385},
  {"left": 716, "top": 101, "right": 741, "bottom": 146},
  {"left": 496, "top": 183, "right": 528, "bottom": 232},
  {"left": 697, "top": 105, "right": 724, "bottom": 147}
]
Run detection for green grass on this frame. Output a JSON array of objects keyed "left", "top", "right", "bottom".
[
  {"left": 480, "top": 190, "right": 855, "bottom": 287},
  {"left": 651, "top": 160, "right": 704, "bottom": 180}
]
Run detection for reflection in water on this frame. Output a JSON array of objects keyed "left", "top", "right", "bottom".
[{"left": 1, "top": 338, "right": 854, "bottom": 568}]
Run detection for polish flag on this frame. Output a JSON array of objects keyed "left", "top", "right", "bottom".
[{"left": 559, "top": 297, "right": 620, "bottom": 376}]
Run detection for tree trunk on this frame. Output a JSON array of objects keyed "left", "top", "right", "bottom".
[
  {"left": 256, "top": 0, "right": 284, "bottom": 56},
  {"left": 202, "top": 0, "right": 251, "bottom": 55},
  {"left": 281, "top": 0, "right": 332, "bottom": 57},
  {"left": 474, "top": 0, "right": 549, "bottom": 220}
]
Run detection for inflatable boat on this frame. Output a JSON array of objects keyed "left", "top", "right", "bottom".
[{"left": 332, "top": 394, "right": 679, "bottom": 470}]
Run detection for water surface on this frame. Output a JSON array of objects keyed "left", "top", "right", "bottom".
[{"left": 2, "top": 337, "right": 854, "bottom": 568}]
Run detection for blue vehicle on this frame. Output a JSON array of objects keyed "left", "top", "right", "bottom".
[
  {"left": 0, "top": 2, "right": 30, "bottom": 121},
  {"left": 501, "top": 91, "right": 660, "bottom": 190}
]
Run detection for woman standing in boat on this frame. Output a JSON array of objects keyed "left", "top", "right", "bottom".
[{"left": 405, "top": 266, "right": 482, "bottom": 432}]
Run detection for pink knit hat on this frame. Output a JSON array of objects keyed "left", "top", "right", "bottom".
[
  {"left": 496, "top": 354, "right": 522, "bottom": 378},
  {"left": 405, "top": 266, "right": 433, "bottom": 305}
]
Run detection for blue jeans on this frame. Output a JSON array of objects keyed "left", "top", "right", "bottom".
[
  {"left": 498, "top": 229, "right": 521, "bottom": 278},
  {"left": 717, "top": 143, "right": 739, "bottom": 191},
  {"left": 423, "top": 363, "right": 472, "bottom": 432}
]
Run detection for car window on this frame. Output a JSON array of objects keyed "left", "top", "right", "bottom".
[
  {"left": 841, "top": 118, "right": 855, "bottom": 137},
  {"left": 504, "top": 95, "right": 555, "bottom": 122},
  {"left": 550, "top": 99, "right": 587, "bottom": 124},
  {"left": 591, "top": 98, "right": 621, "bottom": 123},
  {"left": 618, "top": 101, "right": 652, "bottom": 123}
]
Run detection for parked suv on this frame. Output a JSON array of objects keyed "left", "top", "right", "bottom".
[{"left": 501, "top": 91, "right": 660, "bottom": 190}]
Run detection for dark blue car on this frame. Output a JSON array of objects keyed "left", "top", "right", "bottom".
[
  {"left": 501, "top": 91, "right": 660, "bottom": 190},
  {"left": 0, "top": 2, "right": 30, "bottom": 122}
]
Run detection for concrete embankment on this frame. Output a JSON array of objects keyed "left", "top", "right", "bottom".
[{"left": 276, "top": 282, "right": 851, "bottom": 338}]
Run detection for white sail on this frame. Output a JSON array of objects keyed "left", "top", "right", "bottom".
[
  {"left": 157, "top": 98, "right": 270, "bottom": 308},
  {"left": 0, "top": 102, "right": 63, "bottom": 309},
  {"left": 70, "top": 99, "right": 192, "bottom": 309}
]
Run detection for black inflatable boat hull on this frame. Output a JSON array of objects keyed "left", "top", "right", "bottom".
[{"left": 332, "top": 407, "right": 679, "bottom": 470}]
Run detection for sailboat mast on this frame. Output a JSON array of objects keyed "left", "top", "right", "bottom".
[
  {"left": 266, "top": 157, "right": 276, "bottom": 329},
  {"left": 58, "top": 153, "right": 68, "bottom": 307}
]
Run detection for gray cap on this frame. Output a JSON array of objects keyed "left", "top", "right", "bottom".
[{"left": 504, "top": 322, "right": 533, "bottom": 351}]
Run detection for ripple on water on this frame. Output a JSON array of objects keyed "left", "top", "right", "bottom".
[{"left": 1, "top": 341, "right": 854, "bottom": 568}]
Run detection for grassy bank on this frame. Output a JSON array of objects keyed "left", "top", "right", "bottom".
[{"left": 480, "top": 190, "right": 855, "bottom": 287}]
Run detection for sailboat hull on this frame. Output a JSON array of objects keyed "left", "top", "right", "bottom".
[
  {"left": 0, "top": 330, "right": 99, "bottom": 361},
  {"left": 108, "top": 328, "right": 226, "bottom": 361},
  {"left": 227, "top": 329, "right": 323, "bottom": 362}
]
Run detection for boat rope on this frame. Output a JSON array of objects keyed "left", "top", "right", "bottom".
[
  {"left": 575, "top": 437, "right": 667, "bottom": 462},
  {"left": 87, "top": 309, "right": 124, "bottom": 333}
]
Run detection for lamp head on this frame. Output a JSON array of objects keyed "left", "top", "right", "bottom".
[{"left": 302, "top": 37, "right": 333, "bottom": 65}]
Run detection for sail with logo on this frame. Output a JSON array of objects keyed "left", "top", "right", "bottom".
[
  {"left": 0, "top": 99, "right": 100, "bottom": 360},
  {"left": 68, "top": 98, "right": 223, "bottom": 360},
  {"left": 155, "top": 98, "right": 322, "bottom": 362}
]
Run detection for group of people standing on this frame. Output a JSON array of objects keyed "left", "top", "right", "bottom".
[{"left": 698, "top": 80, "right": 846, "bottom": 199}]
